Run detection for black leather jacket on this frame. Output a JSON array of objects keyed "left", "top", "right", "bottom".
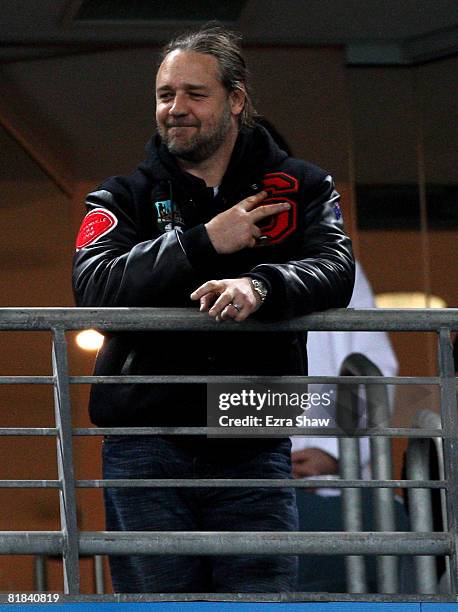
[{"left": 73, "top": 125, "right": 354, "bottom": 434}]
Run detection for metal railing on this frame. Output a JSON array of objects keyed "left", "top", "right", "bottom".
[
  {"left": 0, "top": 307, "right": 457, "bottom": 602},
  {"left": 406, "top": 408, "right": 451, "bottom": 593},
  {"left": 337, "top": 352, "right": 397, "bottom": 594}
]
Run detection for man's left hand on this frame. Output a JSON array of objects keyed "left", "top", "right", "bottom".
[{"left": 190, "top": 277, "right": 261, "bottom": 322}]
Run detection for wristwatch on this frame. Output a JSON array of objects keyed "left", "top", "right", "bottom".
[{"left": 251, "top": 278, "right": 268, "bottom": 303}]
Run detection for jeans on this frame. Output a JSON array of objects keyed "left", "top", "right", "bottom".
[{"left": 103, "top": 435, "right": 298, "bottom": 593}]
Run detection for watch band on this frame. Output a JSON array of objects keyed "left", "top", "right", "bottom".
[{"left": 251, "top": 278, "right": 268, "bottom": 303}]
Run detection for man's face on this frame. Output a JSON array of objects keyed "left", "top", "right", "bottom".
[{"left": 155, "top": 50, "right": 243, "bottom": 163}]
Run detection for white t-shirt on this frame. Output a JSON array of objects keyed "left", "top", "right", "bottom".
[{"left": 291, "top": 261, "right": 398, "bottom": 486}]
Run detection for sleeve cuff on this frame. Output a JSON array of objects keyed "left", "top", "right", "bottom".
[
  {"left": 179, "top": 224, "right": 220, "bottom": 272},
  {"left": 243, "top": 269, "right": 285, "bottom": 321}
]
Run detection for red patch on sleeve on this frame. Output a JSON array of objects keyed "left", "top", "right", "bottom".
[{"left": 75, "top": 208, "right": 118, "bottom": 250}]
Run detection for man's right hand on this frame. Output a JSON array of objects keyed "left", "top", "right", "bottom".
[{"left": 205, "top": 191, "right": 291, "bottom": 254}]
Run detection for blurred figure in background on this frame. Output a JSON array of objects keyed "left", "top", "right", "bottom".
[
  {"left": 292, "top": 259, "right": 398, "bottom": 483},
  {"left": 292, "top": 260, "right": 400, "bottom": 592}
]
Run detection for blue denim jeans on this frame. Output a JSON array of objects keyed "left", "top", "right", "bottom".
[{"left": 103, "top": 435, "right": 298, "bottom": 593}]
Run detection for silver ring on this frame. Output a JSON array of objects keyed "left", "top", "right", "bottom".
[{"left": 230, "top": 303, "right": 242, "bottom": 312}]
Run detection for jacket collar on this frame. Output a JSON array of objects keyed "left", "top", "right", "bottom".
[{"left": 141, "top": 123, "right": 288, "bottom": 199}]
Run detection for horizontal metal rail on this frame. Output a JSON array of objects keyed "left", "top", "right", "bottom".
[
  {"left": 0, "top": 306, "right": 457, "bottom": 331},
  {"left": 28, "top": 593, "right": 458, "bottom": 603},
  {"left": 0, "top": 374, "right": 447, "bottom": 385},
  {"left": 0, "top": 426, "right": 445, "bottom": 436},
  {"left": 69, "top": 375, "right": 446, "bottom": 385},
  {"left": 0, "top": 478, "right": 447, "bottom": 489},
  {"left": 0, "top": 531, "right": 450, "bottom": 556}
]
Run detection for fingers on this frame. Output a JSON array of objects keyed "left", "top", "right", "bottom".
[
  {"left": 191, "top": 279, "right": 257, "bottom": 323},
  {"left": 219, "top": 302, "right": 245, "bottom": 322},
  {"left": 250, "top": 201, "right": 291, "bottom": 222},
  {"left": 210, "top": 294, "right": 248, "bottom": 322},
  {"left": 190, "top": 281, "right": 220, "bottom": 301},
  {"left": 239, "top": 190, "right": 268, "bottom": 211},
  {"left": 204, "top": 192, "right": 289, "bottom": 255},
  {"left": 199, "top": 293, "right": 216, "bottom": 312},
  {"left": 208, "top": 292, "right": 233, "bottom": 318},
  {"left": 191, "top": 281, "right": 241, "bottom": 320}
]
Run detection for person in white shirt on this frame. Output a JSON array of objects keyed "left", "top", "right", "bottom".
[
  {"left": 292, "top": 260, "right": 400, "bottom": 591},
  {"left": 291, "top": 260, "right": 398, "bottom": 486}
]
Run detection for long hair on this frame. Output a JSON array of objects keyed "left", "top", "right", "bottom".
[{"left": 159, "top": 24, "right": 257, "bottom": 127}]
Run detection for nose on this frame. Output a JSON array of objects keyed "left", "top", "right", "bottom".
[{"left": 169, "top": 92, "right": 188, "bottom": 116}]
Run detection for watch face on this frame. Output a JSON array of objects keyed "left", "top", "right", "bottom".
[{"left": 252, "top": 279, "right": 267, "bottom": 301}]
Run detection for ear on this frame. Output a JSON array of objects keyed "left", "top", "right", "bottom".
[{"left": 229, "top": 87, "right": 246, "bottom": 118}]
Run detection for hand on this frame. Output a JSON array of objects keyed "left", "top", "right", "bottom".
[
  {"left": 291, "top": 448, "right": 339, "bottom": 479},
  {"left": 205, "top": 191, "right": 290, "bottom": 254},
  {"left": 190, "top": 277, "right": 261, "bottom": 322}
]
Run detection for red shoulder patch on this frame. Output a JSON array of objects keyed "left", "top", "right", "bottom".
[{"left": 75, "top": 208, "right": 118, "bottom": 250}]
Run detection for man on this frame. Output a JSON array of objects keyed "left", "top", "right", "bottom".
[{"left": 73, "top": 25, "right": 354, "bottom": 593}]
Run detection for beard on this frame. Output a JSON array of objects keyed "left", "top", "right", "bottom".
[{"left": 158, "top": 103, "right": 232, "bottom": 163}]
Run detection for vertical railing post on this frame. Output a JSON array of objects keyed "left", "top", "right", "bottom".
[
  {"left": 52, "top": 327, "right": 80, "bottom": 594},
  {"left": 337, "top": 381, "right": 368, "bottom": 592},
  {"left": 405, "top": 437, "right": 438, "bottom": 593},
  {"left": 94, "top": 555, "right": 105, "bottom": 594},
  {"left": 34, "top": 555, "right": 47, "bottom": 592},
  {"left": 366, "top": 376, "right": 399, "bottom": 593},
  {"left": 438, "top": 327, "right": 458, "bottom": 592}
]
